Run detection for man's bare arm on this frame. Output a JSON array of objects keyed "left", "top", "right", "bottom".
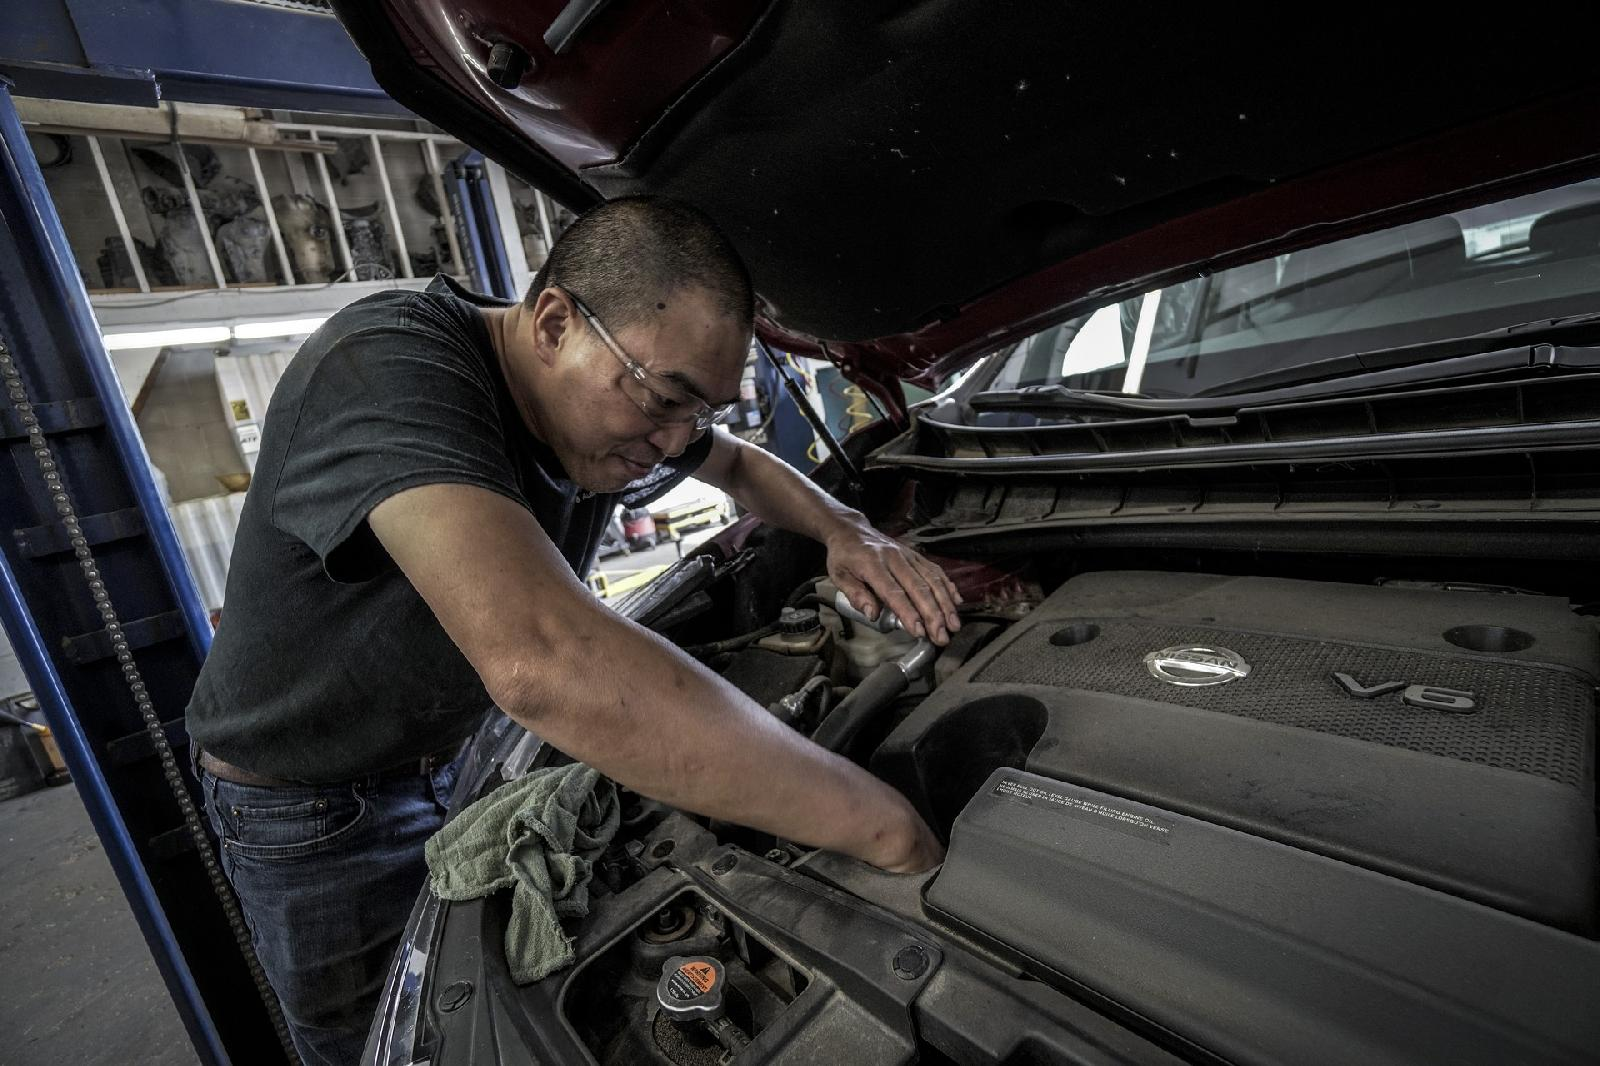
[
  {"left": 368, "top": 482, "right": 942, "bottom": 872},
  {"left": 697, "top": 430, "right": 961, "bottom": 642}
]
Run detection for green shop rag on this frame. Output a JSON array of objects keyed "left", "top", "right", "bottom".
[{"left": 425, "top": 762, "right": 620, "bottom": 984}]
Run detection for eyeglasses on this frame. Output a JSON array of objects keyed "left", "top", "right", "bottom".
[{"left": 561, "top": 287, "right": 734, "bottom": 433}]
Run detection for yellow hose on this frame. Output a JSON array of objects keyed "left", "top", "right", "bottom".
[{"left": 807, "top": 376, "right": 874, "bottom": 465}]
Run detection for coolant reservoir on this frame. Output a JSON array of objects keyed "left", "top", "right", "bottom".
[{"left": 817, "top": 580, "right": 919, "bottom": 681}]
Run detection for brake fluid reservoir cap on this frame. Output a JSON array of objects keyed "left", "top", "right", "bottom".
[
  {"left": 778, "top": 607, "right": 821, "bottom": 635},
  {"left": 656, "top": 955, "right": 725, "bottom": 1020}
]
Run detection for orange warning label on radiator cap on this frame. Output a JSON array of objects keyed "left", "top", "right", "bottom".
[{"left": 680, "top": 960, "right": 717, "bottom": 993}]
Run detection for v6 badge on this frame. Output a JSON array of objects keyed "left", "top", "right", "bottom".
[{"left": 1332, "top": 672, "right": 1479, "bottom": 713}]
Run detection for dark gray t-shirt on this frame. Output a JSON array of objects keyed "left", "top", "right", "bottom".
[{"left": 186, "top": 275, "right": 710, "bottom": 782}]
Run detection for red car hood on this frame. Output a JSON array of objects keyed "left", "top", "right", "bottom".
[{"left": 331, "top": 1, "right": 1600, "bottom": 415}]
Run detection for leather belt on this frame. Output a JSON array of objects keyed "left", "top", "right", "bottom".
[{"left": 197, "top": 744, "right": 463, "bottom": 788}]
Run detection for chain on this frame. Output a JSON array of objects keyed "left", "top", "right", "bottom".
[{"left": 0, "top": 336, "right": 301, "bottom": 1064}]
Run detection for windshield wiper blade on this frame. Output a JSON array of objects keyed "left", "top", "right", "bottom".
[
  {"left": 966, "top": 343, "right": 1600, "bottom": 418},
  {"left": 1193, "top": 313, "right": 1600, "bottom": 398},
  {"left": 968, "top": 323, "right": 1600, "bottom": 418},
  {"left": 967, "top": 385, "right": 1165, "bottom": 414}
]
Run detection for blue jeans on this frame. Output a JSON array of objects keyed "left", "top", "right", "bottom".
[{"left": 200, "top": 757, "right": 461, "bottom": 1066}]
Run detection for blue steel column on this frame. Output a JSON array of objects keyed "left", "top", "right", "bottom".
[
  {"left": 0, "top": 80, "right": 284, "bottom": 1063},
  {"left": 450, "top": 150, "right": 517, "bottom": 300}
]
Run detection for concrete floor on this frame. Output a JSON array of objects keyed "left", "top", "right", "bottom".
[{"left": 0, "top": 783, "right": 200, "bottom": 1066}]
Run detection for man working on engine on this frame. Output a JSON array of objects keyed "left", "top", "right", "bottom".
[{"left": 186, "top": 196, "right": 955, "bottom": 1065}]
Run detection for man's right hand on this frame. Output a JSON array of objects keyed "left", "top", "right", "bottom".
[{"left": 859, "top": 798, "right": 946, "bottom": 873}]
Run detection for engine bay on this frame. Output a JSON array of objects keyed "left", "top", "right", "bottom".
[
  {"left": 415, "top": 552, "right": 1600, "bottom": 1066},
  {"left": 880, "top": 570, "right": 1598, "bottom": 930}
]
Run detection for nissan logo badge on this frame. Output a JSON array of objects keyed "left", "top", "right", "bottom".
[{"left": 1144, "top": 645, "right": 1251, "bottom": 686}]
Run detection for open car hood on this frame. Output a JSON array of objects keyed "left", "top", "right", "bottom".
[{"left": 330, "top": 1, "right": 1600, "bottom": 411}]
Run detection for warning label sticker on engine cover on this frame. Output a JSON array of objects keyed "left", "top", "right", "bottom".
[{"left": 993, "top": 778, "right": 1174, "bottom": 845}]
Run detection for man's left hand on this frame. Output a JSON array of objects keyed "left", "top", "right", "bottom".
[{"left": 824, "top": 522, "right": 962, "bottom": 645}]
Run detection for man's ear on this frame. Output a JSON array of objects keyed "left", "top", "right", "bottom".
[{"left": 528, "top": 287, "right": 574, "bottom": 369}]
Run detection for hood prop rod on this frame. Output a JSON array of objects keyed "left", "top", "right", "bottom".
[{"left": 756, "top": 339, "right": 867, "bottom": 498}]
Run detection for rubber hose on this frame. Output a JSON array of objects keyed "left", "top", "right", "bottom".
[
  {"left": 810, "top": 659, "right": 914, "bottom": 753},
  {"left": 784, "top": 576, "right": 824, "bottom": 608},
  {"left": 684, "top": 623, "right": 779, "bottom": 659}
]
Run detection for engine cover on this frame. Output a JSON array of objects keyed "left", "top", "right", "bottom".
[
  {"left": 925, "top": 768, "right": 1600, "bottom": 1066},
  {"left": 874, "top": 571, "right": 1599, "bottom": 931}
]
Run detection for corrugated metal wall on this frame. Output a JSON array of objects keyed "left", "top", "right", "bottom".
[
  {"left": 168, "top": 493, "right": 249, "bottom": 615},
  {"left": 214, "top": 348, "right": 296, "bottom": 471},
  {"left": 165, "top": 349, "right": 297, "bottom": 617}
]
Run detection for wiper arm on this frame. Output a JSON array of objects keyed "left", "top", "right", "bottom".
[
  {"left": 1193, "top": 313, "right": 1600, "bottom": 398},
  {"left": 967, "top": 385, "right": 1166, "bottom": 415},
  {"left": 968, "top": 320, "right": 1600, "bottom": 418}
]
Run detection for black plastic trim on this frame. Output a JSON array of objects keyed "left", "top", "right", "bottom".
[{"left": 873, "top": 418, "right": 1600, "bottom": 476}]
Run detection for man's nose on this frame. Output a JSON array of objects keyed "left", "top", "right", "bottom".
[{"left": 646, "top": 420, "right": 697, "bottom": 459}]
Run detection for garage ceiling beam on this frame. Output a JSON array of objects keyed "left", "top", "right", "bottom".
[
  {"left": 17, "top": 99, "right": 337, "bottom": 153},
  {"left": 0, "top": 0, "right": 409, "bottom": 116}
]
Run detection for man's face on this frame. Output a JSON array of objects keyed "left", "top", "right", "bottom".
[{"left": 517, "top": 285, "right": 748, "bottom": 493}]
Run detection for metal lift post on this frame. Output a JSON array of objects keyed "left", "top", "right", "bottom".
[
  {"left": 449, "top": 150, "right": 519, "bottom": 300},
  {"left": 0, "top": 81, "right": 293, "bottom": 1064}
]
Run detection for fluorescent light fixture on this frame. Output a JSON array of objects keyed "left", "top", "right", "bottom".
[
  {"left": 102, "top": 316, "right": 327, "bottom": 351},
  {"left": 232, "top": 317, "right": 328, "bottom": 340},
  {"left": 102, "top": 326, "right": 231, "bottom": 351}
]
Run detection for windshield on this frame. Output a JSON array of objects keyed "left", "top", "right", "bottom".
[{"left": 984, "top": 177, "right": 1600, "bottom": 398}]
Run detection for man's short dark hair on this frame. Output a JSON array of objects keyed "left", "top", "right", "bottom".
[{"left": 528, "top": 196, "right": 754, "bottom": 333}]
